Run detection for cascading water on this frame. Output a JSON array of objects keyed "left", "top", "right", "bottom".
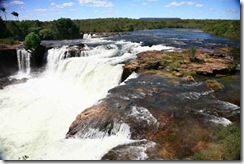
[
  {"left": 83, "top": 33, "right": 92, "bottom": 40},
  {"left": 0, "top": 37, "right": 176, "bottom": 160},
  {"left": 16, "top": 48, "right": 31, "bottom": 75}
]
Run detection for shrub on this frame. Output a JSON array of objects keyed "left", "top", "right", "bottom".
[
  {"left": 69, "top": 49, "right": 78, "bottom": 57},
  {"left": 184, "top": 71, "right": 197, "bottom": 76},
  {"left": 214, "top": 123, "right": 240, "bottom": 160},
  {"left": 187, "top": 47, "right": 196, "bottom": 57},
  {"left": 23, "top": 32, "right": 41, "bottom": 52},
  {"left": 192, "top": 123, "right": 240, "bottom": 160},
  {"left": 169, "top": 60, "right": 181, "bottom": 72},
  {"left": 205, "top": 79, "right": 224, "bottom": 91}
]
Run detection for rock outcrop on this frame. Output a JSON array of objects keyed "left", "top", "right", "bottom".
[
  {"left": 122, "top": 48, "right": 238, "bottom": 81},
  {"left": 66, "top": 73, "right": 240, "bottom": 160},
  {"left": 0, "top": 49, "right": 18, "bottom": 78}
]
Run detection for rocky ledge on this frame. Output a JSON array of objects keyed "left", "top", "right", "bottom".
[
  {"left": 122, "top": 47, "right": 239, "bottom": 81},
  {"left": 66, "top": 47, "right": 240, "bottom": 160},
  {"left": 66, "top": 71, "right": 240, "bottom": 160}
]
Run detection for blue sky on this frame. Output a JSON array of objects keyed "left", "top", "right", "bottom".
[{"left": 0, "top": 0, "right": 241, "bottom": 21}]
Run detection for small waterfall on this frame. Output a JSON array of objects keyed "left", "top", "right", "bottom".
[
  {"left": 17, "top": 48, "right": 31, "bottom": 74},
  {"left": 83, "top": 33, "right": 92, "bottom": 40}
]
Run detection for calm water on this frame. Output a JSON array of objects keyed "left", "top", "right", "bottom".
[{"left": 109, "top": 28, "right": 239, "bottom": 49}]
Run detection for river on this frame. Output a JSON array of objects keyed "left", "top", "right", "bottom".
[{"left": 0, "top": 29, "right": 240, "bottom": 160}]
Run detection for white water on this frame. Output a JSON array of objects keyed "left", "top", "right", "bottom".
[
  {"left": 0, "top": 38, "right": 175, "bottom": 160},
  {"left": 83, "top": 33, "right": 92, "bottom": 40},
  {"left": 16, "top": 48, "right": 31, "bottom": 75}
]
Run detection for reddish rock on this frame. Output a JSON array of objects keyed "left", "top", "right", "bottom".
[{"left": 66, "top": 73, "right": 240, "bottom": 160}]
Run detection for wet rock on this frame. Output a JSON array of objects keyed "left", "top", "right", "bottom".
[
  {"left": 0, "top": 49, "right": 18, "bottom": 78},
  {"left": 102, "top": 141, "right": 156, "bottom": 160},
  {"left": 0, "top": 77, "right": 29, "bottom": 89},
  {"left": 122, "top": 51, "right": 164, "bottom": 81},
  {"left": 186, "top": 75, "right": 195, "bottom": 82},
  {"left": 122, "top": 61, "right": 139, "bottom": 81},
  {"left": 66, "top": 73, "right": 240, "bottom": 160},
  {"left": 172, "top": 71, "right": 183, "bottom": 77}
]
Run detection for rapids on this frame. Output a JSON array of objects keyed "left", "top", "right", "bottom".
[{"left": 0, "top": 37, "right": 175, "bottom": 160}]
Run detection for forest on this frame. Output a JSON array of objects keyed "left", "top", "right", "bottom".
[{"left": 0, "top": 17, "right": 240, "bottom": 41}]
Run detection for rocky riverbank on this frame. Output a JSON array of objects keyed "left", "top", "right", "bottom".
[
  {"left": 122, "top": 47, "right": 239, "bottom": 81},
  {"left": 66, "top": 47, "right": 240, "bottom": 160}
]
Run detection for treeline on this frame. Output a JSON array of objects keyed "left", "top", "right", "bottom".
[
  {"left": 0, "top": 17, "right": 240, "bottom": 41},
  {"left": 0, "top": 17, "right": 80, "bottom": 41}
]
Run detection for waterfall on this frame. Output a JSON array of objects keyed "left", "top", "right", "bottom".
[
  {"left": 0, "top": 38, "right": 176, "bottom": 160},
  {"left": 16, "top": 48, "right": 31, "bottom": 75},
  {"left": 83, "top": 33, "right": 92, "bottom": 40}
]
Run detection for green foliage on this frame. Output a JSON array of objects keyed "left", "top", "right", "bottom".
[
  {"left": 193, "top": 123, "right": 240, "bottom": 160},
  {"left": 0, "top": 17, "right": 8, "bottom": 38},
  {"left": 0, "top": 38, "right": 18, "bottom": 45},
  {"left": 227, "top": 64, "right": 236, "bottom": 73},
  {"left": 39, "top": 28, "right": 55, "bottom": 40},
  {"left": 190, "top": 57, "right": 204, "bottom": 63},
  {"left": 0, "top": 19, "right": 240, "bottom": 41},
  {"left": 214, "top": 123, "right": 240, "bottom": 160},
  {"left": 11, "top": 11, "right": 19, "bottom": 20},
  {"left": 54, "top": 18, "right": 80, "bottom": 39},
  {"left": 187, "top": 47, "right": 196, "bottom": 57},
  {"left": 169, "top": 60, "right": 181, "bottom": 72},
  {"left": 23, "top": 32, "right": 41, "bottom": 51},
  {"left": 205, "top": 79, "right": 224, "bottom": 91},
  {"left": 184, "top": 71, "right": 197, "bottom": 76},
  {"left": 69, "top": 49, "right": 78, "bottom": 57},
  {"left": 192, "top": 144, "right": 223, "bottom": 160}
]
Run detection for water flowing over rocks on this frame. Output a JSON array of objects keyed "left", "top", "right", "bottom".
[
  {"left": 66, "top": 72, "right": 240, "bottom": 160},
  {"left": 0, "top": 29, "right": 240, "bottom": 160}
]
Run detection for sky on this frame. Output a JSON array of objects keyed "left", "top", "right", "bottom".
[{"left": 0, "top": 0, "right": 241, "bottom": 21}]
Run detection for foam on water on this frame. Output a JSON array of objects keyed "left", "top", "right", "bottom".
[{"left": 0, "top": 37, "right": 177, "bottom": 160}]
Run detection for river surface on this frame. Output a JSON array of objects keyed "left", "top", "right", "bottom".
[{"left": 0, "top": 29, "right": 240, "bottom": 160}]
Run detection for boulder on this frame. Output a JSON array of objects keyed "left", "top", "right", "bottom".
[
  {"left": 122, "top": 51, "right": 164, "bottom": 81},
  {"left": 186, "top": 75, "right": 195, "bottom": 82}
]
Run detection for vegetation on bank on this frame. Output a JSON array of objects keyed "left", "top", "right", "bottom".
[
  {"left": 23, "top": 32, "right": 41, "bottom": 52},
  {"left": 0, "top": 17, "right": 240, "bottom": 41},
  {"left": 205, "top": 79, "right": 224, "bottom": 91},
  {"left": 192, "top": 123, "right": 240, "bottom": 160}
]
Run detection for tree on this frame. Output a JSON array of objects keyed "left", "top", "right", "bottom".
[
  {"left": 0, "top": 16, "right": 8, "bottom": 38},
  {"left": 11, "top": 11, "right": 19, "bottom": 21},
  {"left": 23, "top": 32, "right": 41, "bottom": 52},
  {"left": 39, "top": 28, "right": 55, "bottom": 40},
  {"left": 1, "top": 7, "right": 7, "bottom": 20},
  {"left": 54, "top": 18, "right": 80, "bottom": 39}
]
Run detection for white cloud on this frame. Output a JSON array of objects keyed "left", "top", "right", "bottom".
[
  {"left": 62, "top": 2, "right": 75, "bottom": 7},
  {"left": 56, "top": 2, "right": 75, "bottom": 8},
  {"left": 9, "top": 0, "right": 24, "bottom": 5},
  {"left": 209, "top": 8, "right": 215, "bottom": 12},
  {"left": 142, "top": 2, "right": 148, "bottom": 5},
  {"left": 77, "top": 0, "right": 114, "bottom": 7},
  {"left": 147, "top": 0, "right": 158, "bottom": 2},
  {"left": 51, "top": 2, "right": 55, "bottom": 6},
  {"left": 195, "top": 4, "right": 204, "bottom": 8},
  {"left": 35, "top": 8, "right": 48, "bottom": 12},
  {"left": 165, "top": 1, "right": 195, "bottom": 7}
]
